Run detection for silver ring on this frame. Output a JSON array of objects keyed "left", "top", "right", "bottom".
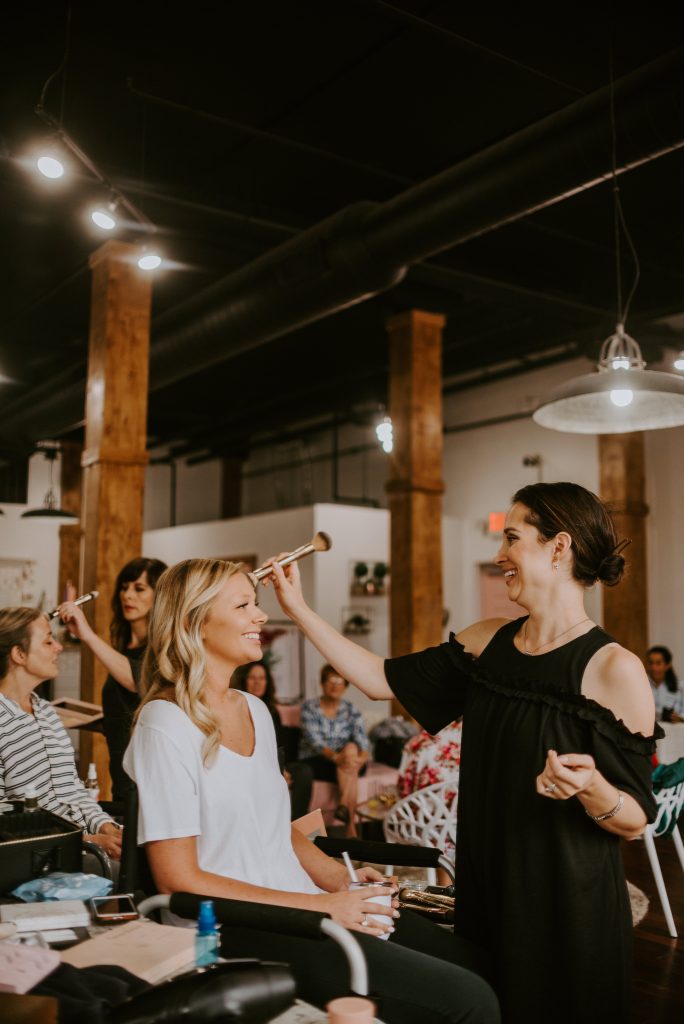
[
  {"left": 361, "top": 915, "right": 368, "bottom": 927},
  {"left": 544, "top": 783, "right": 557, "bottom": 793}
]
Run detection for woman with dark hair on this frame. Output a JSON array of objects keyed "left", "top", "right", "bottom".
[
  {"left": 646, "top": 644, "right": 684, "bottom": 722},
  {"left": 58, "top": 556, "right": 167, "bottom": 801},
  {"left": 231, "top": 660, "right": 313, "bottom": 819},
  {"left": 265, "top": 481, "right": 660, "bottom": 1024}
]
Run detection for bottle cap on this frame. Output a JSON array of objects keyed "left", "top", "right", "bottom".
[
  {"left": 24, "top": 785, "right": 38, "bottom": 799},
  {"left": 197, "top": 899, "right": 217, "bottom": 933},
  {"left": 87, "top": 762, "right": 98, "bottom": 778}
]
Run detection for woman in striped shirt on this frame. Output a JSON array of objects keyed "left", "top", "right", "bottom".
[{"left": 0, "top": 607, "right": 122, "bottom": 860}]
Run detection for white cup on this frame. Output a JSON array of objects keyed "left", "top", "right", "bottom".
[{"left": 349, "top": 881, "right": 393, "bottom": 940}]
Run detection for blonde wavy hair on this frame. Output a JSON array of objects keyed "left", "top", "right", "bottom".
[{"left": 135, "top": 558, "right": 247, "bottom": 766}]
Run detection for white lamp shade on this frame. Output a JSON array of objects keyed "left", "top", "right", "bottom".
[{"left": 533, "top": 368, "right": 684, "bottom": 434}]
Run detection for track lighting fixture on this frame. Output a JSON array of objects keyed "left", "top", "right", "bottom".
[
  {"left": 375, "top": 415, "right": 393, "bottom": 453},
  {"left": 137, "top": 248, "right": 162, "bottom": 271},
  {"left": 36, "top": 151, "right": 65, "bottom": 179},
  {"left": 91, "top": 197, "right": 118, "bottom": 231}
]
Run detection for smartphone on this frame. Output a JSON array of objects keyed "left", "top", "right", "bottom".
[{"left": 90, "top": 894, "right": 139, "bottom": 924}]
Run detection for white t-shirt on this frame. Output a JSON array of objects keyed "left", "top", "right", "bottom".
[{"left": 123, "top": 692, "right": 320, "bottom": 896}]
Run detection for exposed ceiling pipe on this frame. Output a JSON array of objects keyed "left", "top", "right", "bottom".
[{"left": 3, "top": 47, "right": 683, "bottom": 446}]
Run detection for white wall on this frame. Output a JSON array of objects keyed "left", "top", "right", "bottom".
[
  {"left": 0, "top": 453, "right": 67, "bottom": 611},
  {"left": 311, "top": 504, "right": 391, "bottom": 727}
]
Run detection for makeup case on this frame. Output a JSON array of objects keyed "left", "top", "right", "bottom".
[{"left": 0, "top": 804, "right": 82, "bottom": 894}]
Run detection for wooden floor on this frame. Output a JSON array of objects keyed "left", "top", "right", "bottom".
[{"left": 622, "top": 833, "right": 684, "bottom": 1022}]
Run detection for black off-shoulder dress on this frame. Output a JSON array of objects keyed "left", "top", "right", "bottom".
[{"left": 385, "top": 618, "right": 659, "bottom": 1024}]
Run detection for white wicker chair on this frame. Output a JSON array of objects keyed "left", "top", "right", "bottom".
[
  {"left": 383, "top": 778, "right": 458, "bottom": 885},
  {"left": 643, "top": 778, "right": 684, "bottom": 937}
]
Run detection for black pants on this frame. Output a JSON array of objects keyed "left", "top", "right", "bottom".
[
  {"left": 220, "top": 908, "right": 499, "bottom": 1024},
  {"left": 285, "top": 760, "right": 313, "bottom": 820},
  {"left": 302, "top": 755, "right": 367, "bottom": 782}
]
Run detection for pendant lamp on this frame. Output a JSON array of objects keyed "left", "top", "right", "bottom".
[
  {"left": 533, "top": 48, "right": 684, "bottom": 435},
  {"left": 21, "top": 444, "right": 77, "bottom": 519},
  {"left": 532, "top": 324, "right": 684, "bottom": 434}
]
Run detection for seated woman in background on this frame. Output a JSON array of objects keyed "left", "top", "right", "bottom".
[
  {"left": 0, "top": 607, "right": 122, "bottom": 860},
  {"left": 231, "top": 660, "right": 313, "bottom": 819},
  {"left": 646, "top": 645, "right": 684, "bottom": 722},
  {"left": 123, "top": 558, "right": 498, "bottom": 1024},
  {"left": 299, "top": 663, "right": 370, "bottom": 837},
  {"left": 58, "top": 557, "right": 167, "bottom": 801}
]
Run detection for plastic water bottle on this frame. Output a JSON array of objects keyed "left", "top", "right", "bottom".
[
  {"left": 195, "top": 900, "right": 220, "bottom": 967},
  {"left": 84, "top": 763, "right": 100, "bottom": 803}
]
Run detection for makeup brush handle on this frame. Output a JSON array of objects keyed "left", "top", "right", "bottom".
[
  {"left": 252, "top": 543, "right": 316, "bottom": 581},
  {"left": 49, "top": 590, "right": 99, "bottom": 619}
]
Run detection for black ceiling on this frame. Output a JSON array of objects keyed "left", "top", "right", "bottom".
[{"left": 2, "top": 3, "right": 684, "bottom": 464}]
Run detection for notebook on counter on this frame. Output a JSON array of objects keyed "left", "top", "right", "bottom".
[
  {"left": 0, "top": 899, "right": 91, "bottom": 932},
  {"left": 62, "top": 919, "right": 196, "bottom": 984}
]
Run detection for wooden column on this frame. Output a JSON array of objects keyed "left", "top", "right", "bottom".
[
  {"left": 599, "top": 432, "right": 648, "bottom": 655},
  {"left": 79, "top": 241, "right": 152, "bottom": 796},
  {"left": 386, "top": 310, "right": 445, "bottom": 714},
  {"left": 57, "top": 442, "right": 83, "bottom": 607}
]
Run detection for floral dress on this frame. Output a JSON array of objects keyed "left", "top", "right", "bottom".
[{"left": 397, "top": 721, "right": 462, "bottom": 861}]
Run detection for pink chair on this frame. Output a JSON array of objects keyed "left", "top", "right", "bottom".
[{"left": 310, "top": 762, "right": 399, "bottom": 825}]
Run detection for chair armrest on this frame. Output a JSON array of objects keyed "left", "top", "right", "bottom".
[
  {"left": 82, "top": 839, "right": 113, "bottom": 879},
  {"left": 139, "top": 893, "right": 368, "bottom": 995},
  {"left": 315, "top": 835, "right": 441, "bottom": 867}
]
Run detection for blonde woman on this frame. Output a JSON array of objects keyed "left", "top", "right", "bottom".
[{"left": 123, "top": 559, "right": 498, "bottom": 1024}]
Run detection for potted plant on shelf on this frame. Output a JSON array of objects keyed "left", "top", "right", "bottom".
[
  {"left": 351, "top": 562, "right": 369, "bottom": 596},
  {"left": 371, "top": 561, "right": 389, "bottom": 595},
  {"left": 343, "top": 612, "right": 372, "bottom": 636}
]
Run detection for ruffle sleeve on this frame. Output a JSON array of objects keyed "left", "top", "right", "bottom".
[
  {"left": 466, "top": 645, "right": 663, "bottom": 824},
  {"left": 384, "top": 633, "right": 475, "bottom": 735}
]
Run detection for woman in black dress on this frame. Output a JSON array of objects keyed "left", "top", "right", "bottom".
[
  {"left": 58, "top": 556, "right": 166, "bottom": 801},
  {"left": 264, "top": 482, "right": 659, "bottom": 1024}
]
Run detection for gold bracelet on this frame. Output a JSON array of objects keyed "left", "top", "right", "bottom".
[{"left": 585, "top": 790, "right": 624, "bottom": 822}]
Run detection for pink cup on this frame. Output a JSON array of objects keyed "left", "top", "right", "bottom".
[{"left": 326, "top": 995, "right": 377, "bottom": 1024}]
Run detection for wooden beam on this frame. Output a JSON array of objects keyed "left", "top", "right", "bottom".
[
  {"left": 385, "top": 310, "right": 445, "bottom": 714},
  {"left": 599, "top": 432, "right": 648, "bottom": 655},
  {"left": 78, "top": 241, "right": 152, "bottom": 797},
  {"left": 57, "top": 442, "right": 82, "bottom": 613}
]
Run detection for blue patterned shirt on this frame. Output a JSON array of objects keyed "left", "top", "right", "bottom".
[{"left": 299, "top": 698, "right": 370, "bottom": 759}]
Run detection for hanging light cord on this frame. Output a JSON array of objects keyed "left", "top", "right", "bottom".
[
  {"left": 609, "top": 44, "right": 641, "bottom": 329},
  {"left": 34, "top": 3, "right": 155, "bottom": 234},
  {"left": 37, "top": 3, "right": 72, "bottom": 126}
]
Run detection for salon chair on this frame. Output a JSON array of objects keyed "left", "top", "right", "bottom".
[{"left": 119, "top": 779, "right": 455, "bottom": 1008}]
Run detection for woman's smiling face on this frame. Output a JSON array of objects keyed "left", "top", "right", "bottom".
[
  {"left": 202, "top": 573, "right": 268, "bottom": 673},
  {"left": 495, "top": 502, "right": 557, "bottom": 605}
]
